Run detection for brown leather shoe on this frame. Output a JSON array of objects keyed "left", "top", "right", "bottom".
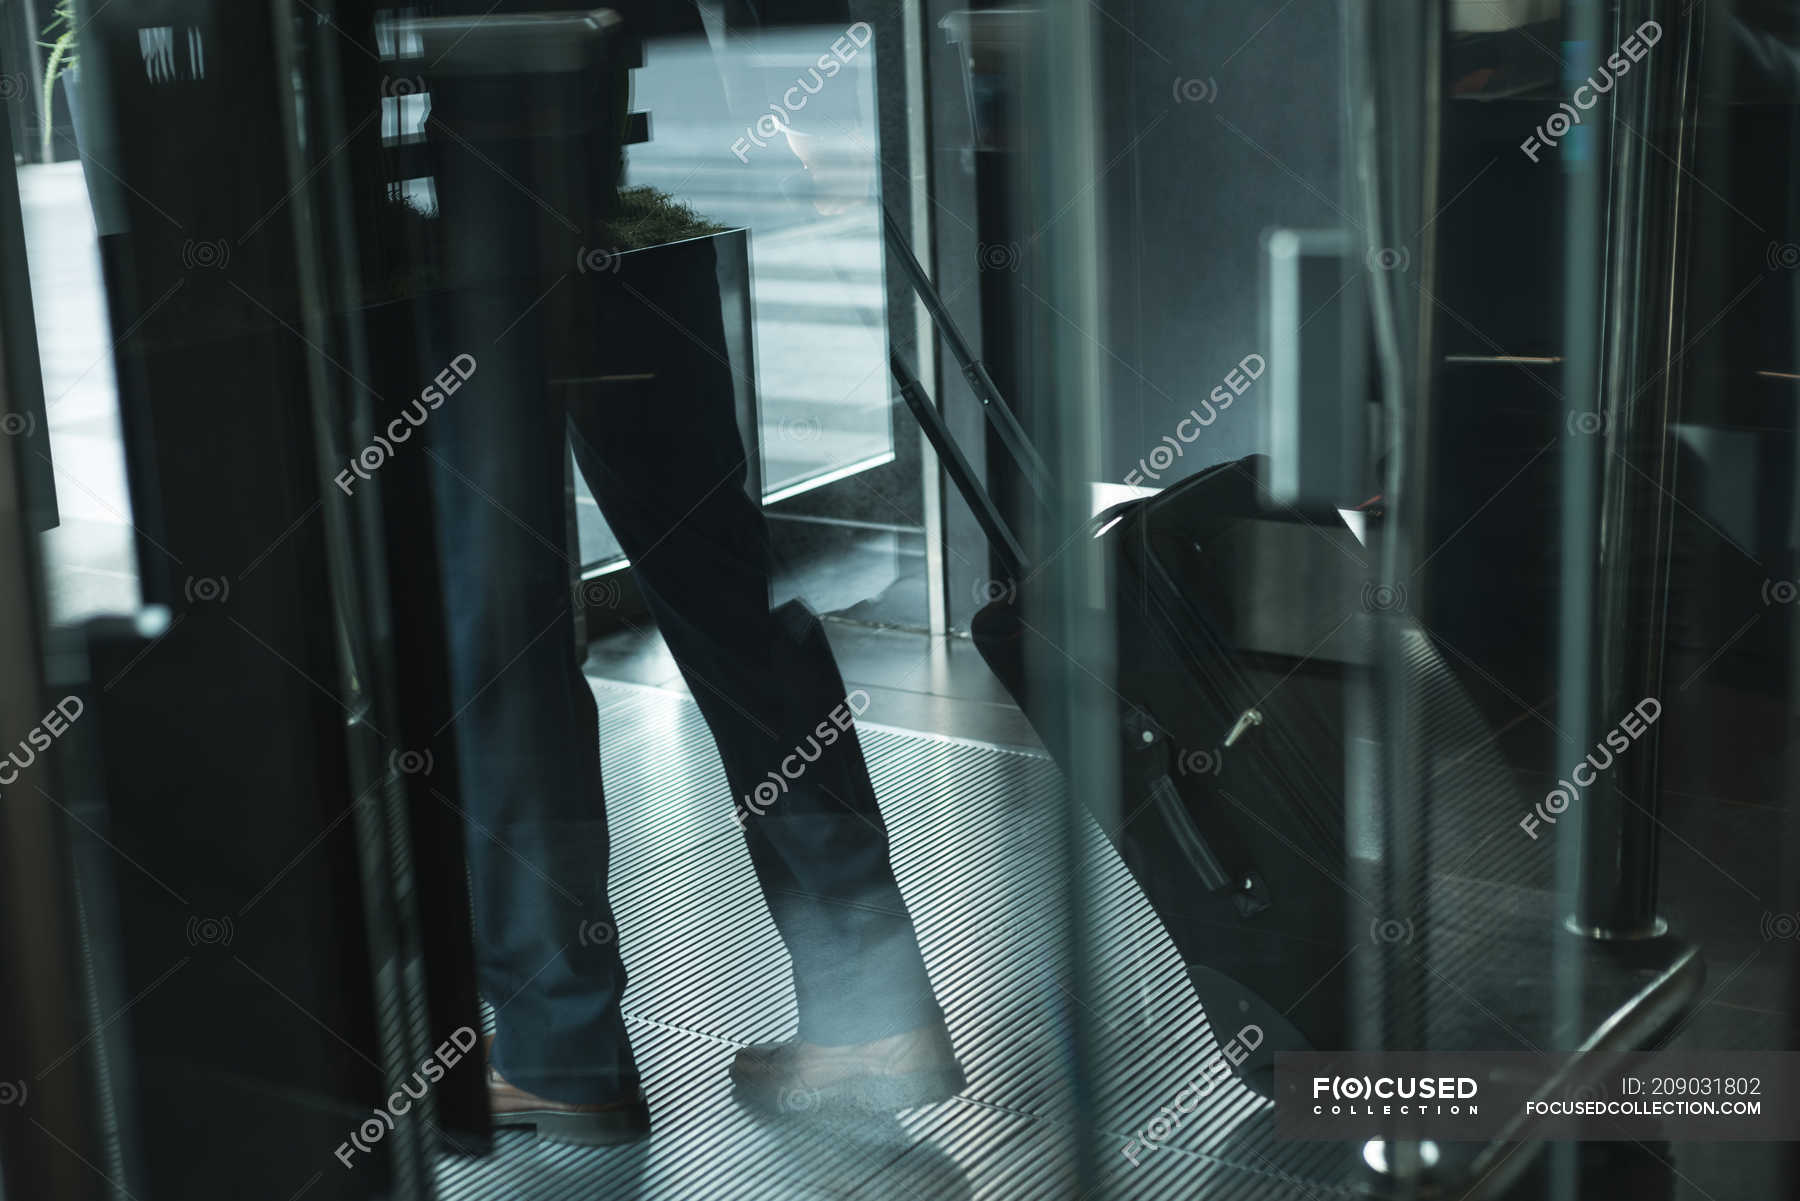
[
  {"left": 485, "top": 1035, "right": 651, "bottom": 1146},
  {"left": 729, "top": 1022, "right": 965, "bottom": 1116}
]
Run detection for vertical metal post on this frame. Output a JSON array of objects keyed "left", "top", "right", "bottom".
[
  {"left": 270, "top": 1, "right": 443, "bottom": 1190},
  {"left": 1546, "top": 5, "right": 1614, "bottom": 1191},
  {"left": 1574, "top": 0, "right": 1699, "bottom": 940},
  {"left": 1026, "top": 3, "right": 1108, "bottom": 1194},
  {"left": 901, "top": 0, "right": 948, "bottom": 637},
  {"left": 1346, "top": 0, "right": 1441, "bottom": 1190},
  {"left": 1787, "top": 17, "right": 1800, "bottom": 1194}
]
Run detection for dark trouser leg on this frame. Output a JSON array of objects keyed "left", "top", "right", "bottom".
[
  {"left": 428, "top": 293, "right": 636, "bottom": 1104},
  {"left": 568, "top": 251, "right": 942, "bottom": 1045}
]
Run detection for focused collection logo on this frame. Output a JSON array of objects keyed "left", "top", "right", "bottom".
[{"left": 1311, "top": 1074, "right": 1480, "bottom": 1116}]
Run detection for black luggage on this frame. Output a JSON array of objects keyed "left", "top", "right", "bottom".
[
  {"left": 968, "top": 459, "right": 1366, "bottom": 1076},
  {"left": 882, "top": 211, "right": 1363, "bottom": 1083}
]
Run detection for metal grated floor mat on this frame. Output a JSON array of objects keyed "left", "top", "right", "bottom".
[{"left": 435, "top": 678, "right": 1361, "bottom": 1201}]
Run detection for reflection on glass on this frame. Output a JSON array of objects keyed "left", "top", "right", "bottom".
[
  {"left": 13, "top": 153, "right": 139, "bottom": 622},
  {"left": 575, "top": 26, "right": 893, "bottom": 576}
]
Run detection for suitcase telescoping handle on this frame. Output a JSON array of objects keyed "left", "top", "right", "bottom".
[
  {"left": 888, "top": 348, "right": 1032, "bottom": 579},
  {"left": 881, "top": 207, "right": 1055, "bottom": 581}
]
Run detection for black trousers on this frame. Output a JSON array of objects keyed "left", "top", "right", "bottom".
[{"left": 428, "top": 243, "right": 942, "bottom": 1103}]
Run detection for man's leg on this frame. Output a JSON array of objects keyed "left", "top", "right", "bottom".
[
  {"left": 567, "top": 250, "right": 944, "bottom": 1050},
  {"left": 428, "top": 293, "right": 638, "bottom": 1106}
]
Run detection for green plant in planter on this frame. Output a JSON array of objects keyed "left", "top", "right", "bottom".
[
  {"left": 40, "top": 0, "right": 78, "bottom": 159},
  {"left": 600, "top": 186, "right": 727, "bottom": 252}
]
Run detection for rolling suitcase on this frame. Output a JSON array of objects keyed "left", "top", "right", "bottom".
[{"left": 883, "top": 210, "right": 1363, "bottom": 1084}]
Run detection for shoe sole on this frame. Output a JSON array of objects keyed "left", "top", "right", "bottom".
[
  {"left": 492, "top": 1101, "right": 652, "bottom": 1147},
  {"left": 733, "top": 1062, "right": 967, "bottom": 1117}
]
